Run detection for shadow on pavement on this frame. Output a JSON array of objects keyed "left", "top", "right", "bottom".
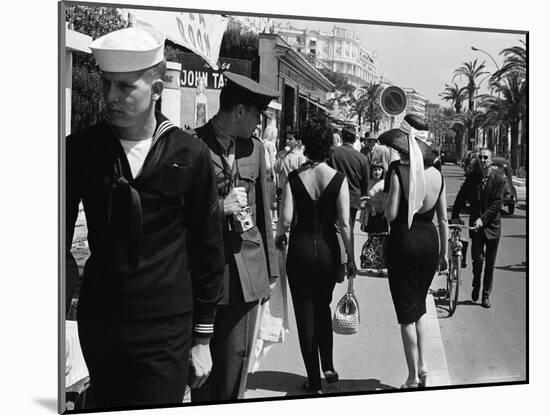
[
  {"left": 500, "top": 212, "right": 525, "bottom": 219},
  {"left": 356, "top": 269, "right": 388, "bottom": 279},
  {"left": 246, "top": 371, "right": 394, "bottom": 396},
  {"left": 432, "top": 289, "right": 480, "bottom": 318},
  {"left": 495, "top": 261, "right": 526, "bottom": 273}
]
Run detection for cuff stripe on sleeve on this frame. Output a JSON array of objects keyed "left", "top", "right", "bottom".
[{"left": 194, "top": 324, "right": 214, "bottom": 334}]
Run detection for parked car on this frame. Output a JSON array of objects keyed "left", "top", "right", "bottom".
[
  {"left": 440, "top": 150, "right": 458, "bottom": 164},
  {"left": 491, "top": 156, "right": 517, "bottom": 215}
]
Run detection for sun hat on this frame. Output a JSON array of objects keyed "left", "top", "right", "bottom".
[{"left": 378, "top": 128, "right": 438, "bottom": 165}]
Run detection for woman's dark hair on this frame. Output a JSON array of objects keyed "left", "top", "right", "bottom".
[
  {"left": 370, "top": 161, "right": 386, "bottom": 180},
  {"left": 299, "top": 116, "right": 334, "bottom": 162}
]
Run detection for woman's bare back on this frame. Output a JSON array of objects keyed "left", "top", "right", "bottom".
[
  {"left": 296, "top": 163, "right": 340, "bottom": 201},
  {"left": 397, "top": 165, "right": 443, "bottom": 213}
]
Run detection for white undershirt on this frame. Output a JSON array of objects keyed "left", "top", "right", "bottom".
[{"left": 119, "top": 137, "right": 153, "bottom": 178}]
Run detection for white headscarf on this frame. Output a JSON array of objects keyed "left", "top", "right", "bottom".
[{"left": 406, "top": 126, "right": 426, "bottom": 228}]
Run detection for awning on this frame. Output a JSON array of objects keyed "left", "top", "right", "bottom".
[{"left": 299, "top": 94, "right": 330, "bottom": 113}]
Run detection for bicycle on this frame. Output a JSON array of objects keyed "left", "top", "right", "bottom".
[{"left": 445, "top": 224, "right": 475, "bottom": 316}]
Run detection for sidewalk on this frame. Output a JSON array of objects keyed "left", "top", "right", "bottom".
[
  {"left": 512, "top": 176, "right": 526, "bottom": 188},
  {"left": 244, "top": 226, "right": 450, "bottom": 399}
]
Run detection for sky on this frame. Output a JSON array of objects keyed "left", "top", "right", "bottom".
[{"left": 273, "top": 18, "right": 525, "bottom": 107}]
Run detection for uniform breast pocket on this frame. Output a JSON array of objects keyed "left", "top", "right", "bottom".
[
  {"left": 154, "top": 162, "right": 193, "bottom": 198},
  {"left": 237, "top": 162, "right": 258, "bottom": 191}
]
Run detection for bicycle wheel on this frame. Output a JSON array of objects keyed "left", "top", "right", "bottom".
[{"left": 448, "top": 254, "right": 461, "bottom": 316}]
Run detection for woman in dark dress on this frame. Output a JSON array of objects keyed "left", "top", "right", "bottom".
[
  {"left": 274, "top": 117, "right": 356, "bottom": 394},
  {"left": 379, "top": 118, "right": 448, "bottom": 389}
]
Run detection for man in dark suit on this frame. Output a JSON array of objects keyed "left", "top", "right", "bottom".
[
  {"left": 329, "top": 128, "right": 370, "bottom": 253},
  {"left": 451, "top": 148, "right": 506, "bottom": 308},
  {"left": 191, "top": 72, "right": 280, "bottom": 401}
]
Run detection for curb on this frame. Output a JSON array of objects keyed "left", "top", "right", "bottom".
[
  {"left": 424, "top": 293, "right": 451, "bottom": 386},
  {"left": 512, "top": 178, "right": 526, "bottom": 188}
]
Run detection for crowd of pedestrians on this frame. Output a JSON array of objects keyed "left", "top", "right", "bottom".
[{"left": 65, "top": 24, "right": 509, "bottom": 411}]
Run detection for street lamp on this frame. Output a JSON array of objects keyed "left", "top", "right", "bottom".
[{"left": 470, "top": 46, "right": 500, "bottom": 71}]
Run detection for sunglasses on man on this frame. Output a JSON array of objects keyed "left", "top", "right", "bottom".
[{"left": 478, "top": 155, "right": 490, "bottom": 160}]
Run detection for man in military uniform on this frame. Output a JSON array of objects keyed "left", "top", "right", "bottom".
[
  {"left": 66, "top": 26, "right": 224, "bottom": 409},
  {"left": 191, "top": 72, "right": 279, "bottom": 401}
]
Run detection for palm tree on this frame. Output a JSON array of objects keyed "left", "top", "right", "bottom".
[
  {"left": 491, "top": 40, "right": 527, "bottom": 83},
  {"left": 350, "top": 83, "right": 386, "bottom": 132},
  {"left": 440, "top": 83, "right": 466, "bottom": 113},
  {"left": 478, "top": 73, "right": 526, "bottom": 170},
  {"left": 452, "top": 109, "right": 484, "bottom": 150},
  {"left": 440, "top": 83, "right": 467, "bottom": 155},
  {"left": 452, "top": 59, "right": 489, "bottom": 150},
  {"left": 489, "top": 40, "right": 527, "bottom": 169},
  {"left": 453, "top": 59, "right": 489, "bottom": 111}
]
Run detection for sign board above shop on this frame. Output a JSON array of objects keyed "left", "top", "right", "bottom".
[{"left": 174, "top": 53, "right": 252, "bottom": 90}]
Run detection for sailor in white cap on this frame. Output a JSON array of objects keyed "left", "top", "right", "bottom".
[
  {"left": 190, "top": 72, "right": 280, "bottom": 402},
  {"left": 66, "top": 26, "right": 224, "bottom": 409}
]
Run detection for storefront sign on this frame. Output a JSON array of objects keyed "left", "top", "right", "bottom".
[{"left": 177, "top": 53, "right": 251, "bottom": 89}]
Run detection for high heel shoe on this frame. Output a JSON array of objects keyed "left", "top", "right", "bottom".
[
  {"left": 323, "top": 370, "right": 339, "bottom": 384},
  {"left": 418, "top": 372, "right": 429, "bottom": 388},
  {"left": 400, "top": 379, "right": 420, "bottom": 389},
  {"left": 302, "top": 380, "right": 323, "bottom": 394}
]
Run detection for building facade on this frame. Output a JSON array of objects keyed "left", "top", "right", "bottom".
[
  {"left": 403, "top": 87, "right": 427, "bottom": 120},
  {"left": 275, "top": 24, "right": 379, "bottom": 88},
  {"left": 258, "top": 34, "right": 335, "bottom": 140}
]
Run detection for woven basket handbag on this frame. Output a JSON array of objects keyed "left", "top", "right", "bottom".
[{"left": 332, "top": 276, "right": 360, "bottom": 335}]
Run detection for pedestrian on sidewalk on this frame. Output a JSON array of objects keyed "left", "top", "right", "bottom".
[
  {"left": 66, "top": 26, "right": 225, "bottom": 409},
  {"left": 274, "top": 131, "right": 307, "bottom": 214},
  {"left": 262, "top": 114, "right": 279, "bottom": 223},
  {"left": 329, "top": 128, "right": 370, "bottom": 263},
  {"left": 451, "top": 148, "right": 506, "bottom": 309},
  {"left": 359, "top": 160, "right": 389, "bottom": 273},
  {"left": 191, "top": 72, "right": 280, "bottom": 402},
  {"left": 380, "top": 114, "right": 448, "bottom": 389},
  {"left": 274, "top": 116, "right": 356, "bottom": 394},
  {"left": 361, "top": 132, "right": 391, "bottom": 171}
]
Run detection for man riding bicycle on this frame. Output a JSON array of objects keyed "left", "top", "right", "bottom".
[{"left": 451, "top": 148, "right": 506, "bottom": 309}]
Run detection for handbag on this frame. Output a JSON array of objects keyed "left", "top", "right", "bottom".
[
  {"left": 332, "top": 276, "right": 360, "bottom": 335},
  {"left": 360, "top": 232, "right": 389, "bottom": 270}
]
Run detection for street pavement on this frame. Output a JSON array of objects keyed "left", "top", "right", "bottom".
[{"left": 434, "top": 164, "right": 527, "bottom": 386}]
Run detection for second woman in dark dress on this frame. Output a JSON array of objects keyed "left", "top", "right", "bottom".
[
  {"left": 380, "top": 120, "right": 448, "bottom": 390},
  {"left": 275, "top": 117, "right": 356, "bottom": 394}
]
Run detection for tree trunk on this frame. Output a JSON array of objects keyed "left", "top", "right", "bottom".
[{"left": 510, "top": 121, "right": 520, "bottom": 172}]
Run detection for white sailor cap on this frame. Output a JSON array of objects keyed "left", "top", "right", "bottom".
[{"left": 90, "top": 27, "right": 165, "bottom": 73}]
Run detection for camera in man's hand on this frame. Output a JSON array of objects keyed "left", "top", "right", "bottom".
[{"left": 233, "top": 206, "right": 254, "bottom": 233}]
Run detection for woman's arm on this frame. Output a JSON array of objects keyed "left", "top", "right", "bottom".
[
  {"left": 336, "top": 177, "right": 355, "bottom": 276},
  {"left": 435, "top": 179, "right": 449, "bottom": 270},
  {"left": 384, "top": 169, "right": 400, "bottom": 223},
  {"left": 275, "top": 179, "right": 293, "bottom": 249}
]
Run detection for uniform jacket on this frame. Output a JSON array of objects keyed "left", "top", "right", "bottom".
[
  {"left": 330, "top": 143, "right": 370, "bottom": 210},
  {"left": 451, "top": 168, "right": 507, "bottom": 239},
  {"left": 66, "top": 112, "right": 224, "bottom": 337},
  {"left": 195, "top": 121, "right": 279, "bottom": 304}
]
